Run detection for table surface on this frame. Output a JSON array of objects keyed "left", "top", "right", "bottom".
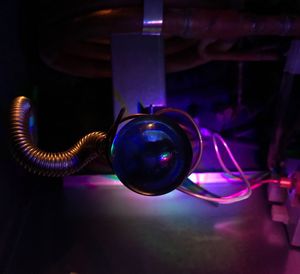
[{"left": 7, "top": 174, "right": 300, "bottom": 274}]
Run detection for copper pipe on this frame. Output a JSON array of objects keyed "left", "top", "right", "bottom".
[
  {"left": 40, "top": 8, "right": 300, "bottom": 46},
  {"left": 166, "top": 44, "right": 279, "bottom": 73},
  {"left": 211, "top": 52, "right": 278, "bottom": 62},
  {"left": 40, "top": 7, "right": 292, "bottom": 77},
  {"left": 164, "top": 9, "right": 300, "bottom": 38},
  {"left": 63, "top": 37, "right": 198, "bottom": 62},
  {"left": 41, "top": 47, "right": 279, "bottom": 78},
  {"left": 38, "top": 1, "right": 230, "bottom": 25}
]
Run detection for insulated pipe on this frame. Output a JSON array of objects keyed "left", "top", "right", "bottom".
[
  {"left": 40, "top": 8, "right": 300, "bottom": 44},
  {"left": 39, "top": 7, "right": 292, "bottom": 77},
  {"left": 10, "top": 96, "right": 107, "bottom": 176}
]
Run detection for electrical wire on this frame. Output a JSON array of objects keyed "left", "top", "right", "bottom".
[
  {"left": 214, "top": 133, "right": 252, "bottom": 202},
  {"left": 178, "top": 132, "right": 276, "bottom": 204},
  {"left": 250, "top": 179, "right": 278, "bottom": 190},
  {"left": 222, "top": 171, "right": 270, "bottom": 182},
  {"left": 212, "top": 133, "right": 244, "bottom": 179},
  {"left": 179, "top": 175, "right": 279, "bottom": 204}
]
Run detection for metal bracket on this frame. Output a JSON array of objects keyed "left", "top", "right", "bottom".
[
  {"left": 143, "top": 0, "right": 164, "bottom": 35},
  {"left": 111, "top": 0, "right": 166, "bottom": 118}
]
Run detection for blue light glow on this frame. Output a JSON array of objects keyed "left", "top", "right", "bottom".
[{"left": 142, "top": 130, "right": 166, "bottom": 142}]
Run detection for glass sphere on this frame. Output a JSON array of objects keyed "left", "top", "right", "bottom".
[{"left": 110, "top": 116, "right": 192, "bottom": 195}]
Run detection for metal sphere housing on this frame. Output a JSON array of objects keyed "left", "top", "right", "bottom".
[{"left": 110, "top": 116, "right": 193, "bottom": 195}]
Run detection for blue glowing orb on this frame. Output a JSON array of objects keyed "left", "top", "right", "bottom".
[{"left": 110, "top": 116, "right": 193, "bottom": 195}]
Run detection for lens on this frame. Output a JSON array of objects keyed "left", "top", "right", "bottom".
[{"left": 110, "top": 116, "right": 193, "bottom": 195}]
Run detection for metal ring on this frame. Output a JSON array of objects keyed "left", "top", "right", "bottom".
[
  {"left": 155, "top": 108, "right": 203, "bottom": 174},
  {"left": 143, "top": 0, "right": 163, "bottom": 35}
]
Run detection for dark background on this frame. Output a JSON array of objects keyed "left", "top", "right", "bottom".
[{"left": 1, "top": 0, "right": 300, "bottom": 273}]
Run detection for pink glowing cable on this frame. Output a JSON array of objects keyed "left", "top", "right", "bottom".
[
  {"left": 250, "top": 179, "right": 278, "bottom": 189},
  {"left": 179, "top": 132, "right": 279, "bottom": 204}
]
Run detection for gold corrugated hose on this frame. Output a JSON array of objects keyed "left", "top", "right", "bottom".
[{"left": 10, "top": 96, "right": 107, "bottom": 176}]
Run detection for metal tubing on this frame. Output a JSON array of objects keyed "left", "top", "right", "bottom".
[{"left": 10, "top": 96, "right": 107, "bottom": 176}]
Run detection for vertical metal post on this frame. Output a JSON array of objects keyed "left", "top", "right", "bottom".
[{"left": 111, "top": 0, "right": 166, "bottom": 118}]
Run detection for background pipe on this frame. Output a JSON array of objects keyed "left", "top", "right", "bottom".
[{"left": 39, "top": 7, "right": 290, "bottom": 77}]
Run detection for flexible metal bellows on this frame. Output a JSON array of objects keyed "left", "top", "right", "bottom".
[{"left": 10, "top": 96, "right": 107, "bottom": 177}]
